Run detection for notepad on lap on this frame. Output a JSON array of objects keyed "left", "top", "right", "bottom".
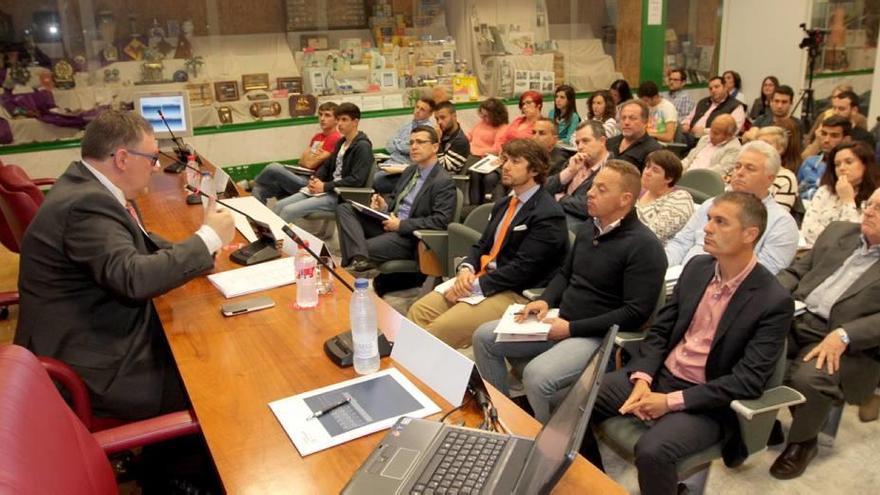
[
  {"left": 469, "top": 154, "right": 500, "bottom": 174},
  {"left": 493, "top": 303, "right": 560, "bottom": 342},
  {"left": 433, "top": 277, "right": 486, "bottom": 305}
]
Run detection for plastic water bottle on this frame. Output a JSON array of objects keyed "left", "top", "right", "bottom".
[
  {"left": 295, "top": 242, "right": 318, "bottom": 308},
  {"left": 350, "top": 278, "right": 380, "bottom": 375}
]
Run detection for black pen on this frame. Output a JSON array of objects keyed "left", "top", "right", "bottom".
[{"left": 307, "top": 397, "right": 352, "bottom": 420}]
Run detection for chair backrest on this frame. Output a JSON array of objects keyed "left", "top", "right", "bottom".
[
  {"left": 0, "top": 345, "right": 118, "bottom": 495},
  {"left": 463, "top": 202, "right": 494, "bottom": 233},
  {"left": 452, "top": 189, "right": 464, "bottom": 223},
  {"left": 0, "top": 182, "right": 40, "bottom": 253},
  {"left": 0, "top": 164, "right": 46, "bottom": 206},
  {"left": 677, "top": 169, "right": 726, "bottom": 200},
  {"left": 363, "top": 160, "right": 379, "bottom": 189}
]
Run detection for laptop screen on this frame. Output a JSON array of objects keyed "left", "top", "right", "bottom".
[{"left": 513, "top": 326, "right": 618, "bottom": 495}]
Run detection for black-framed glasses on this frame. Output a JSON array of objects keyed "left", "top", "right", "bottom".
[
  {"left": 409, "top": 138, "right": 433, "bottom": 146},
  {"left": 112, "top": 149, "right": 160, "bottom": 166}
]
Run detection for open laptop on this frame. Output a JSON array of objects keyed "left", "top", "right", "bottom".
[{"left": 342, "top": 326, "right": 618, "bottom": 495}]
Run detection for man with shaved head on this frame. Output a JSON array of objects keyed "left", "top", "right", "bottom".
[{"left": 680, "top": 113, "right": 741, "bottom": 177}]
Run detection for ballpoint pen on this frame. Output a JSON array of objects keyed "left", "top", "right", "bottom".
[{"left": 307, "top": 397, "right": 352, "bottom": 420}]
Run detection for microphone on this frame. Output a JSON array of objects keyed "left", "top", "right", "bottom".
[
  {"left": 281, "top": 224, "right": 354, "bottom": 292},
  {"left": 157, "top": 109, "right": 188, "bottom": 174},
  {"left": 159, "top": 150, "right": 200, "bottom": 173}
]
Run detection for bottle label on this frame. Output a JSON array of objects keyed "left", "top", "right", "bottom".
[{"left": 297, "top": 266, "right": 316, "bottom": 278}]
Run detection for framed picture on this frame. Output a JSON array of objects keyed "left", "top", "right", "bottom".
[
  {"left": 186, "top": 82, "right": 213, "bottom": 106},
  {"left": 276, "top": 77, "right": 303, "bottom": 93},
  {"left": 300, "top": 34, "right": 329, "bottom": 50},
  {"left": 289, "top": 94, "right": 317, "bottom": 118},
  {"left": 214, "top": 80, "right": 239, "bottom": 102},
  {"left": 241, "top": 73, "right": 270, "bottom": 92}
]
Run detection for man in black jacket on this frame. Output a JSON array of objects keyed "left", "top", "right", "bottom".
[
  {"left": 274, "top": 102, "right": 373, "bottom": 222},
  {"left": 407, "top": 139, "right": 569, "bottom": 348},
  {"left": 580, "top": 191, "right": 793, "bottom": 495},
  {"left": 473, "top": 160, "right": 667, "bottom": 422},
  {"left": 545, "top": 120, "right": 609, "bottom": 229},
  {"left": 337, "top": 126, "right": 457, "bottom": 271},
  {"left": 605, "top": 100, "right": 662, "bottom": 171},
  {"left": 434, "top": 101, "right": 471, "bottom": 174},
  {"left": 681, "top": 76, "right": 745, "bottom": 146}
]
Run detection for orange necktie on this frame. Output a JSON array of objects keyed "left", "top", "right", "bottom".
[{"left": 479, "top": 196, "right": 519, "bottom": 275}]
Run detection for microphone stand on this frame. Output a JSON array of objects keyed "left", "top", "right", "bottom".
[{"left": 157, "top": 109, "right": 188, "bottom": 174}]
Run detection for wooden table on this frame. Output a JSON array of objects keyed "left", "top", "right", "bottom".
[{"left": 139, "top": 162, "right": 625, "bottom": 494}]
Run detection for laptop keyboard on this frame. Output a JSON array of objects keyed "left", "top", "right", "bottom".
[{"left": 410, "top": 429, "right": 508, "bottom": 495}]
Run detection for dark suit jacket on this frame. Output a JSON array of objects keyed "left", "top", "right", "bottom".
[
  {"left": 386, "top": 163, "right": 457, "bottom": 236},
  {"left": 14, "top": 161, "right": 215, "bottom": 419},
  {"left": 463, "top": 187, "right": 568, "bottom": 297},
  {"left": 630, "top": 255, "right": 793, "bottom": 466},
  {"left": 544, "top": 164, "right": 599, "bottom": 221},
  {"left": 777, "top": 221, "right": 880, "bottom": 400}
]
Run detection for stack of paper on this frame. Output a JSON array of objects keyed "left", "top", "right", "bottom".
[
  {"left": 433, "top": 277, "right": 485, "bottom": 305},
  {"left": 207, "top": 257, "right": 296, "bottom": 298},
  {"left": 664, "top": 265, "right": 682, "bottom": 296},
  {"left": 470, "top": 154, "right": 500, "bottom": 174},
  {"left": 493, "top": 303, "right": 560, "bottom": 342}
]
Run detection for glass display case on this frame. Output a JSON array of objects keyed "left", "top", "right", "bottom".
[
  {"left": 810, "top": 0, "right": 879, "bottom": 74},
  {"left": 663, "top": 0, "right": 723, "bottom": 85}
]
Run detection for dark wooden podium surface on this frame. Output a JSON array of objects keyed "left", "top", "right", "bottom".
[{"left": 138, "top": 162, "right": 626, "bottom": 494}]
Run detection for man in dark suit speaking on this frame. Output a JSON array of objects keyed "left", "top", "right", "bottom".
[
  {"left": 14, "top": 110, "right": 235, "bottom": 420},
  {"left": 337, "top": 126, "right": 457, "bottom": 272},
  {"left": 581, "top": 191, "right": 793, "bottom": 495}
]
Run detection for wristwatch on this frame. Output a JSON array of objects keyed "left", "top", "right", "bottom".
[{"left": 836, "top": 328, "right": 850, "bottom": 346}]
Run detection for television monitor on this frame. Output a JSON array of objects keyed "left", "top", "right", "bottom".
[{"left": 134, "top": 91, "right": 193, "bottom": 140}]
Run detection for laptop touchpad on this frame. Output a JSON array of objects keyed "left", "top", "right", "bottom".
[{"left": 382, "top": 448, "right": 420, "bottom": 480}]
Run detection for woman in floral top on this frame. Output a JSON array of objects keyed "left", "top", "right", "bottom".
[
  {"left": 636, "top": 150, "right": 695, "bottom": 244},
  {"left": 801, "top": 142, "right": 879, "bottom": 245}
]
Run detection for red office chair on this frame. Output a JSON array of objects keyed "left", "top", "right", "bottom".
[{"left": 0, "top": 344, "right": 201, "bottom": 494}]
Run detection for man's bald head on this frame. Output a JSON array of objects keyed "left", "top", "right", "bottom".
[{"left": 709, "top": 114, "right": 737, "bottom": 146}]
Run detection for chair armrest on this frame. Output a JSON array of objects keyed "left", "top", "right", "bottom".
[
  {"left": 0, "top": 291, "right": 19, "bottom": 307},
  {"left": 38, "top": 356, "right": 93, "bottom": 430},
  {"left": 730, "top": 386, "right": 806, "bottom": 421},
  {"left": 335, "top": 187, "right": 374, "bottom": 205},
  {"left": 448, "top": 223, "right": 481, "bottom": 275},
  {"left": 522, "top": 288, "right": 543, "bottom": 301},
  {"left": 452, "top": 175, "right": 469, "bottom": 183},
  {"left": 32, "top": 178, "right": 56, "bottom": 187},
  {"left": 94, "top": 410, "right": 201, "bottom": 455}
]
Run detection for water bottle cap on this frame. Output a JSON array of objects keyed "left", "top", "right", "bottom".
[
  {"left": 354, "top": 278, "right": 369, "bottom": 289},
  {"left": 299, "top": 240, "right": 309, "bottom": 249}
]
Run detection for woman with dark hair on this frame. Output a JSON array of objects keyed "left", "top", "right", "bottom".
[
  {"left": 467, "top": 97, "right": 509, "bottom": 156},
  {"left": 549, "top": 85, "right": 580, "bottom": 144},
  {"left": 801, "top": 141, "right": 879, "bottom": 245},
  {"left": 587, "top": 90, "right": 620, "bottom": 137},
  {"left": 722, "top": 70, "right": 747, "bottom": 105},
  {"left": 636, "top": 150, "right": 694, "bottom": 243},
  {"left": 498, "top": 90, "right": 543, "bottom": 145},
  {"left": 609, "top": 79, "right": 632, "bottom": 106},
  {"left": 750, "top": 75, "right": 779, "bottom": 121}
]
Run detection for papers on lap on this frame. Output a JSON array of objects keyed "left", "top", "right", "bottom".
[
  {"left": 493, "top": 303, "right": 560, "bottom": 343},
  {"left": 433, "top": 277, "right": 486, "bottom": 305},
  {"left": 283, "top": 164, "right": 316, "bottom": 175},
  {"left": 299, "top": 186, "right": 327, "bottom": 197},
  {"left": 379, "top": 163, "right": 408, "bottom": 175},
  {"left": 469, "top": 154, "right": 500, "bottom": 174},
  {"left": 350, "top": 201, "right": 391, "bottom": 221}
]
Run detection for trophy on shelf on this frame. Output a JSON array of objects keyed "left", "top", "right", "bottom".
[
  {"left": 122, "top": 16, "right": 147, "bottom": 61},
  {"left": 174, "top": 19, "right": 194, "bottom": 59},
  {"left": 97, "top": 11, "right": 119, "bottom": 65}
]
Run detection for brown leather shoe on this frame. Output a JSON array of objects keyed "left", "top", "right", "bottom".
[
  {"left": 770, "top": 439, "right": 818, "bottom": 480},
  {"left": 858, "top": 394, "right": 880, "bottom": 422}
]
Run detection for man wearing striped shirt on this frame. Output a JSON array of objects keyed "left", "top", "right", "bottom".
[{"left": 434, "top": 101, "right": 470, "bottom": 174}]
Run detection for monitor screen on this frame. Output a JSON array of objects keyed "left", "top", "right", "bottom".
[
  {"left": 513, "top": 326, "right": 618, "bottom": 495},
  {"left": 134, "top": 91, "right": 193, "bottom": 139}
]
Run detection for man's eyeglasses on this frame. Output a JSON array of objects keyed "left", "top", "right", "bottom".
[
  {"left": 409, "top": 138, "right": 433, "bottom": 146},
  {"left": 112, "top": 149, "right": 161, "bottom": 166}
]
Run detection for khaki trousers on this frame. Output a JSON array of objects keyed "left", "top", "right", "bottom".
[{"left": 406, "top": 290, "right": 527, "bottom": 348}]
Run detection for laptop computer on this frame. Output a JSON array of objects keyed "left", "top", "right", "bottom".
[{"left": 342, "top": 326, "right": 618, "bottom": 495}]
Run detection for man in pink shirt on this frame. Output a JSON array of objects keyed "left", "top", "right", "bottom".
[{"left": 581, "top": 191, "right": 793, "bottom": 495}]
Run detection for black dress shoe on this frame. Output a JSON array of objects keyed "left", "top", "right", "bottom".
[
  {"left": 347, "top": 259, "right": 376, "bottom": 273},
  {"left": 770, "top": 439, "right": 818, "bottom": 480}
]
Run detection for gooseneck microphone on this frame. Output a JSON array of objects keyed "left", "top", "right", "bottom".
[
  {"left": 157, "top": 109, "right": 188, "bottom": 173},
  {"left": 184, "top": 185, "right": 354, "bottom": 292}
]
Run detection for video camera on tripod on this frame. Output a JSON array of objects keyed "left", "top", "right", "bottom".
[{"left": 799, "top": 23, "right": 829, "bottom": 53}]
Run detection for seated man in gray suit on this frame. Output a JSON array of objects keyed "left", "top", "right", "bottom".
[
  {"left": 14, "top": 110, "right": 235, "bottom": 420},
  {"left": 771, "top": 188, "right": 880, "bottom": 480},
  {"left": 544, "top": 120, "right": 609, "bottom": 230},
  {"left": 337, "top": 126, "right": 457, "bottom": 272}
]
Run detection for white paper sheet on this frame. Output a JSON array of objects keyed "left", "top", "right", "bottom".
[
  {"left": 492, "top": 303, "right": 559, "bottom": 342},
  {"left": 268, "top": 368, "right": 440, "bottom": 456},
  {"left": 207, "top": 257, "right": 296, "bottom": 298},
  {"left": 221, "top": 196, "right": 324, "bottom": 257},
  {"left": 433, "top": 277, "right": 486, "bottom": 305}
]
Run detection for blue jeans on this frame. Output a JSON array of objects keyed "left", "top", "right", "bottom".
[
  {"left": 251, "top": 163, "right": 309, "bottom": 203},
  {"left": 272, "top": 191, "right": 338, "bottom": 222},
  {"left": 472, "top": 319, "right": 601, "bottom": 423}
]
